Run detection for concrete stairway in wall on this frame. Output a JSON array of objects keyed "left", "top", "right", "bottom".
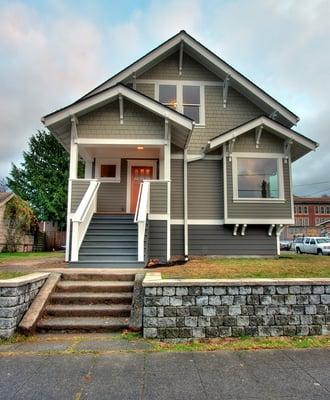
[
  {"left": 37, "top": 272, "right": 135, "bottom": 332},
  {"left": 72, "top": 214, "right": 145, "bottom": 268}
]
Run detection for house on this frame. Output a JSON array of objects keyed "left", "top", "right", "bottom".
[
  {"left": 0, "top": 193, "right": 35, "bottom": 252},
  {"left": 282, "top": 196, "right": 330, "bottom": 239},
  {"left": 42, "top": 31, "right": 318, "bottom": 267}
]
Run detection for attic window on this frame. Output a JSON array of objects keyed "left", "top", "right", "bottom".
[{"left": 157, "top": 82, "right": 204, "bottom": 125}]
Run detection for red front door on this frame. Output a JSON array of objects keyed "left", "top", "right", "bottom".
[{"left": 130, "top": 166, "right": 153, "bottom": 213}]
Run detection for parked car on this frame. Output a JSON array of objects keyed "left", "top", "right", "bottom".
[
  {"left": 291, "top": 237, "right": 304, "bottom": 252},
  {"left": 280, "top": 240, "right": 292, "bottom": 250},
  {"left": 295, "top": 237, "right": 330, "bottom": 255}
]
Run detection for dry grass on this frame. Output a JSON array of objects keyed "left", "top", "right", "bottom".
[
  {"left": 0, "top": 271, "right": 28, "bottom": 280},
  {"left": 158, "top": 253, "right": 330, "bottom": 279}
]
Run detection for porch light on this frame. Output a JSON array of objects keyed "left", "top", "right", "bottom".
[{"left": 137, "top": 146, "right": 144, "bottom": 150}]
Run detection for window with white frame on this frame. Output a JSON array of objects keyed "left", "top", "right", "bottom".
[
  {"left": 158, "top": 83, "right": 204, "bottom": 125},
  {"left": 233, "top": 156, "right": 283, "bottom": 200},
  {"left": 95, "top": 159, "right": 121, "bottom": 182}
]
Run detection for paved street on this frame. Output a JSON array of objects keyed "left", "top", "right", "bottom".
[{"left": 0, "top": 338, "right": 329, "bottom": 400}]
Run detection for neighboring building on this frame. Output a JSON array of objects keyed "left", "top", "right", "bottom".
[
  {"left": 0, "top": 193, "right": 34, "bottom": 252},
  {"left": 282, "top": 196, "right": 330, "bottom": 239},
  {"left": 317, "top": 219, "right": 330, "bottom": 237},
  {"left": 42, "top": 31, "right": 318, "bottom": 267}
]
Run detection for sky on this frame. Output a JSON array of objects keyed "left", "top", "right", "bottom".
[{"left": 0, "top": 0, "right": 329, "bottom": 196}]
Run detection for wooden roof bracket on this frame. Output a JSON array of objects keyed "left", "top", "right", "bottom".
[
  {"left": 269, "top": 110, "right": 278, "bottom": 120},
  {"left": 268, "top": 224, "right": 275, "bottom": 236},
  {"left": 179, "top": 41, "right": 184, "bottom": 76},
  {"left": 70, "top": 115, "right": 79, "bottom": 140},
  {"left": 241, "top": 224, "right": 247, "bottom": 236},
  {"left": 119, "top": 94, "right": 124, "bottom": 125},
  {"left": 255, "top": 125, "right": 263, "bottom": 149},
  {"left": 223, "top": 75, "right": 230, "bottom": 108},
  {"left": 228, "top": 137, "right": 236, "bottom": 162},
  {"left": 132, "top": 71, "right": 137, "bottom": 90},
  {"left": 284, "top": 139, "right": 293, "bottom": 163},
  {"left": 233, "top": 224, "right": 239, "bottom": 236}
]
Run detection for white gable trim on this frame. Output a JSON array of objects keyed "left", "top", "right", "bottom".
[
  {"left": 42, "top": 85, "right": 193, "bottom": 131},
  {"left": 83, "top": 31, "right": 298, "bottom": 125},
  {"left": 207, "top": 116, "right": 317, "bottom": 152}
]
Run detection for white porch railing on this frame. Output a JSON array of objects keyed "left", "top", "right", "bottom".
[
  {"left": 134, "top": 181, "right": 150, "bottom": 262},
  {"left": 71, "top": 180, "right": 100, "bottom": 262}
]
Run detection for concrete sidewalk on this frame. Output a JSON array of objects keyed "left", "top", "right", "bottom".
[{"left": 0, "top": 335, "right": 329, "bottom": 399}]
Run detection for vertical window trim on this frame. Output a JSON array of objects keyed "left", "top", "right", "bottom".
[
  {"left": 231, "top": 153, "right": 285, "bottom": 203},
  {"left": 155, "top": 81, "right": 205, "bottom": 126}
]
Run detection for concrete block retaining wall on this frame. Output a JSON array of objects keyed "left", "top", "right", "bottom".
[
  {"left": 143, "top": 273, "right": 330, "bottom": 340},
  {"left": 0, "top": 273, "right": 49, "bottom": 338}
]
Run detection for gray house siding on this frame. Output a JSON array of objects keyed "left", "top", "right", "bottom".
[
  {"left": 139, "top": 51, "right": 219, "bottom": 81},
  {"left": 78, "top": 100, "right": 164, "bottom": 140},
  {"left": 171, "top": 159, "right": 184, "bottom": 219},
  {"left": 188, "top": 225, "right": 277, "bottom": 256},
  {"left": 71, "top": 180, "right": 90, "bottom": 212},
  {"left": 136, "top": 83, "right": 155, "bottom": 99},
  {"left": 148, "top": 220, "right": 167, "bottom": 259},
  {"left": 150, "top": 182, "right": 167, "bottom": 214},
  {"left": 97, "top": 160, "right": 127, "bottom": 213},
  {"left": 189, "top": 86, "right": 264, "bottom": 154},
  {"left": 233, "top": 130, "right": 284, "bottom": 153},
  {"left": 188, "top": 160, "right": 224, "bottom": 219},
  {"left": 226, "top": 159, "right": 292, "bottom": 220},
  {"left": 171, "top": 225, "right": 184, "bottom": 256}
]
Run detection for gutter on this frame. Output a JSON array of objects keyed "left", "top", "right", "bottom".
[{"left": 183, "top": 123, "right": 195, "bottom": 260}]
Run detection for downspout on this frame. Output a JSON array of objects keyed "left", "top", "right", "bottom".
[{"left": 183, "top": 122, "right": 195, "bottom": 261}]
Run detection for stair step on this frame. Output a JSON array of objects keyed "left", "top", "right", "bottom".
[
  {"left": 61, "top": 272, "right": 136, "bottom": 281},
  {"left": 69, "top": 261, "right": 145, "bottom": 268},
  {"left": 90, "top": 220, "right": 136, "bottom": 225},
  {"left": 86, "top": 230, "right": 138, "bottom": 236},
  {"left": 79, "top": 248, "right": 137, "bottom": 255},
  {"left": 46, "top": 304, "right": 131, "bottom": 317},
  {"left": 88, "top": 224, "right": 137, "bottom": 230},
  {"left": 51, "top": 292, "right": 133, "bottom": 305},
  {"left": 56, "top": 281, "right": 134, "bottom": 293},
  {"left": 79, "top": 254, "right": 138, "bottom": 261},
  {"left": 93, "top": 214, "right": 134, "bottom": 219},
  {"left": 84, "top": 232, "right": 138, "bottom": 238},
  {"left": 37, "top": 317, "right": 129, "bottom": 332}
]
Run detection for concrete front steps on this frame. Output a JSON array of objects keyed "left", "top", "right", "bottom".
[
  {"left": 70, "top": 214, "right": 145, "bottom": 268},
  {"left": 37, "top": 272, "right": 135, "bottom": 333}
]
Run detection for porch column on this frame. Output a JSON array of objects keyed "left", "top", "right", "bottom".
[
  {"left": 84, "top": 161, "right": 93, "bottom": 179},
  {"left": 164, "top": 119, "right": 171, "bottom": 261}
]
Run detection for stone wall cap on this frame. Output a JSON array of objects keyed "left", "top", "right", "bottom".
[
  {"left": 142, "top": 272, "right": 330, "bottom": 287},
  {"left": 0, "top": 272, "right": 50, "bottom": 287}
]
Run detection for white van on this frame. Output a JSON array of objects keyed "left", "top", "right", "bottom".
[{"left": 295, "top": 237, "right": 330, "bottom": 256}]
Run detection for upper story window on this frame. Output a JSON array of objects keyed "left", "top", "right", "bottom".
[
  {"left": 232, "top": 154, "right": 284, "bottom": 202},
  {"left": 158, "top": 83, "right": 204, "bottom": 125}
]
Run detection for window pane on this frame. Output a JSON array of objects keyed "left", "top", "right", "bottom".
[
  {"left": 101, "top": 164, "right": 116, "bottom": 178},
  {"left": 183, "top": 85, "right": 200, "bottom": 104},
  {"left": 183, "top": 105, "right": 200, "bottom": 123},
  {"left": 159, "top": 85, "right": 177, "bottom": 107},
  {"left": 237, "top": 158, "right": 279, "bottom": 198}
]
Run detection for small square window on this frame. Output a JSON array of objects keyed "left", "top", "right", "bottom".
[{"left": 101, "top": 164, "right": 116, "bottom": 178}]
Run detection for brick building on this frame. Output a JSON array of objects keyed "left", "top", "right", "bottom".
[{"left": 282, "top": 196, "right": 330, "bottom": 239}]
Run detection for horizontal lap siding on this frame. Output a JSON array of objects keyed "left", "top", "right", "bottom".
[
  {"left": 171, "top": 159, "right": 184, "bottom": 219},
  {"left": 71, "top": 181, "right": 90, "bottom": 212},
  {"left": 150, "top": 182, "right": 167, "bottom": 214},
  {"left": 226, "top": 160, "right": 292, "bottom": 220},
  {"left": 234, "top": 130, "right": 284, "bottom": 153},
  {"left": 78, "top": 101, "right": 164, "bottom": 139},
  {"left": 148, "top": 220, "right": 167, "bottom": 260},
  {"left": 139, "top": 51, "right": 219, "bottom": 81},
  {"left": 188, "top": 160, "right": 224, "bottom": 219},
  {"left": 97, "top": 160, "right": 127, "bottom": 213},
  {"left": 188, "top": 225, "right": 277, "bottom": 256},
  {"left": 171, "top": 225, "right": 184, "bottom": 256}
]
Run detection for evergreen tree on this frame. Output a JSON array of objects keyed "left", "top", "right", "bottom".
[{"left": 7, "top": 131, "right": 72, "bottom": 229}]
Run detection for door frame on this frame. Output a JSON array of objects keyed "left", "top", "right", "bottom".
[{"left": 126, "top": 159, "right": 158, "bottom": 213}]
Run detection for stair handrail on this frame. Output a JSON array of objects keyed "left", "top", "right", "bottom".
[
  {"left": 71, "top": 180, "right": 100, "bottom": 262},
  {"left": 134, "top": 181, "right": 150, "bottom": 262}
]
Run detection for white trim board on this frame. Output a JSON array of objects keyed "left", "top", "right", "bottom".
[
  {"left": 224, "top": 218, "right": 295, "bottom": 224},
  {"left": 171, "top": 219, "right": 225, "bottom": 225}
]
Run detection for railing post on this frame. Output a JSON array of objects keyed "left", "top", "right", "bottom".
[
  {"left": 71, "top": 222, "right": 79, "bottom": 262},
  {"left": 138, "top": 222, "right": 145, "bottom": 262}
]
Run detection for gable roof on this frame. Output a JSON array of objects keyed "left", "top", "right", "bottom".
[
  {"left": 206, "top": 115, "right": 318, "bottom": 161},
  {"left": 42, "top": 83, "right": 194, "bottom": 130},
  {"left": 0, "top": 192, "right": 14, "bottom": 207},
  {"left": 80, "top": 30, "right": 299, "bottom": 126}
]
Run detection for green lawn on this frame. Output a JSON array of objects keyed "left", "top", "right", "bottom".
[
  {"left": 0, "top": 272, "right": 28, "bottom": 280},
  {"left": 159, "top": 253, "right": 330, "bottom": 279},
  {"left": 0, "top": 251, "right": 64, "bottom": 263}
]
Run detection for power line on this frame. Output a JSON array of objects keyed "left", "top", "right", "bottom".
[
  {"left": 302, "top": 187, "right": 330, "bottom": 196},
  {"left": 294, "top": 181, "right": 330, "bottom": 187}
]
